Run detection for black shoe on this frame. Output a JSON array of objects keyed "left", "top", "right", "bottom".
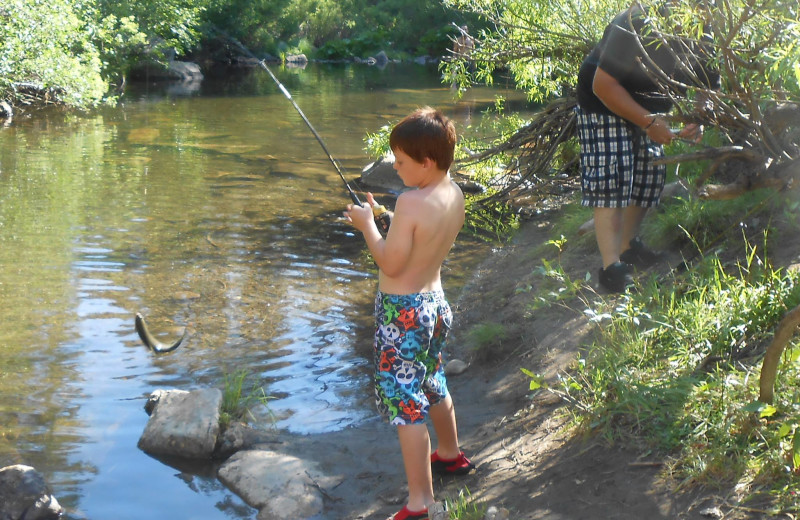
[
  {"left": 598, "top": 261, "right": 634, "bottom": 293},
  {"left": 619, "top": 237, "right": 661, "bottom": 268}
]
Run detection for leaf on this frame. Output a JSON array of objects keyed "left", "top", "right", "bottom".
[{"left": 793, "top": 430, "right": 800, "bottom": 472}]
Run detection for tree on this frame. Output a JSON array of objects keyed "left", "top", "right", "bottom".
[
  {"left": 0, "top": 0, "right": 109, "bottom": 108},
  {"left": 442, "top": 0, "right": 800, "bottom": 204}
]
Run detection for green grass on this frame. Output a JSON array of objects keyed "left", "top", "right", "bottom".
[
  {"left": 508, "top": 182, "right": 800, "bottom": 513},
  {"left": 554, "top": 241, "right": 800, "bottom": 512},
  {"left": 220, "top": 369, "right": 276, "bottom": 429},
  {"left": 466, "top": 322, "right": 509, "bottom": 362},
  {"left": 444, "top": 488, "right": 488, "bottom": 520}
]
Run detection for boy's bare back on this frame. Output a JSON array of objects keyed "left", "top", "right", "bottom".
[
  {"left": 377, "top": 174, "right": 464, "bottom": 294},
  {"left": 344, "top": 107, "right": 464, "bottom": 295}
]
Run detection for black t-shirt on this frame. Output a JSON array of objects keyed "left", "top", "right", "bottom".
[{"left": 577, "top": 6, "right": 718, "bottom": 116}]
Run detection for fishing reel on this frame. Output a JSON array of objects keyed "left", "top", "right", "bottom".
[{"left": 372, "top": 204, "right": 392, "bottom": 233}]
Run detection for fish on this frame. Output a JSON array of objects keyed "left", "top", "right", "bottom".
[{"left": 134, "top": 313, "right": 186, "bottom": 354}]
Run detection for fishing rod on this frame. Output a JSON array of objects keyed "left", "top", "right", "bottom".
[{"left": 218, "top": 30, "right": 391, "bottom": 233}]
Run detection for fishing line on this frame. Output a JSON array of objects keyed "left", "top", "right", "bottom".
[{"left": 217, "top": 29, "right": 391, "bottom": 232}]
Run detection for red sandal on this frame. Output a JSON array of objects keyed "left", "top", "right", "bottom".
[
  {"left": 430, "top": 450, "right": 475, "bottom": 476},
  {"left": 387, "top": 505, "right": 429, "bottom": 520}
]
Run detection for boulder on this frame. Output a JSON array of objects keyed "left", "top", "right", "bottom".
[
  {"left": 285, "top": 54, "right": 308, "bottom": 65},
  {"left": 373, "top": 51, "right": 389, "bottom": 67},
  {"left": 361, "top": 153, "right": 407, "bottom": 194},
  {"left": 218, "top": 450, "right": 325, "bottom": 520},
  {"left": 0, "top": 465, "right": 63, "bottom": 520},
  {"left": 167, "top": 61, "right": 204, "bottom": 82},
  {"left": 138, "top": 388, "right": 222, "bottom": 459}
]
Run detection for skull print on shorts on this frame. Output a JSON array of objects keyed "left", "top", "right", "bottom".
[{"left": 373, "top": 290, "right": 453, "bottom": 425}]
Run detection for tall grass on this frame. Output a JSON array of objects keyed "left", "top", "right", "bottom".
[{"left": 559, "top": 240, "right": 800, "bottom": 511}]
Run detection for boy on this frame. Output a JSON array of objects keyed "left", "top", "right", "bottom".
[{"left": 344, "top": 107, "right": 474, "bottom": 520}]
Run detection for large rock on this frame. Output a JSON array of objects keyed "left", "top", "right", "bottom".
[
  {"left": 167, "top": 61, "right": 204, "bottom": 82},
  {"left": 361, "top": 152, "right": 407, "bottom": 194},
  {"left": 138, "top": 388, "right": 222, "bottom": 459},
  {"left": 0, "top": 465, "right": 63, "bottom": 520},
  {"left": 218, "top": 450, "right": 325, "bottom": 520}
]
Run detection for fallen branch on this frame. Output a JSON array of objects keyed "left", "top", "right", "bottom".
[{"left": 758, "top": 304, "right": 800, "bottom": 404}]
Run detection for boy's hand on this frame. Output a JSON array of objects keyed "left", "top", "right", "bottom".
[{"left": 344, "top": 193, "right": 377, "bottom": 233}]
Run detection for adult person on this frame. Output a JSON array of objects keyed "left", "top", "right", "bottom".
[{"left": 576, "top": 1, "right": 719, "bottom": 292}]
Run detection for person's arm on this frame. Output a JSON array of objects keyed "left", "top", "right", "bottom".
[
  {"left": 344, "top": 192, "right": 413, "bottom": 277},
  {"left": 592, "top": 67, "right": 674, "bottom": 145}
]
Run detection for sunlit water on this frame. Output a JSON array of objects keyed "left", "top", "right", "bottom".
[{"left": 0, "top": 63, "right": 533, "bottom": 519}]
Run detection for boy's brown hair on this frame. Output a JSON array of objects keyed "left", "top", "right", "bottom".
[{"left": 389, "top": 107, "right": 456, "bottom": 171}]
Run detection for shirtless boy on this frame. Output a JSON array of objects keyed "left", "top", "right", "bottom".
[{"left": 344, "top": 107, "right": 474, "bottom": 520}]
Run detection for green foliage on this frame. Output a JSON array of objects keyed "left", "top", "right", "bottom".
[
  {"left": 96, "top": 0, "right": 206, "bottom": 59},
  {"left": 563, "top": 239, "right": 800, "bottom": 509},
  {"left": 442, "top": 0, "right": 800, "bottom": 106},
  {"left": 0, "top": 0, "right": 109, "bottom": 106},
  {"left": 220, "top": 368, "right": 275, "bottom": 429},
  {"left": 444, "top": 488, "right": 487, "bottom": 520},
  {"left": 524, "top": 238, "right": 592, "bottom": 310},
  {"left": 466, "top": 321, "right": 508, "bottom": 361},
  {"left": 441, "top": 0, "right": 628, "bottom": 101},
  {"left": 364, "top": 123, "right": 393, "bottom": 159},
  {"left": 316, "top": 30, "right": 391, "bottom": 60},
  {"left": 648, "top": 189, "right": 776, "bottom": 253}
]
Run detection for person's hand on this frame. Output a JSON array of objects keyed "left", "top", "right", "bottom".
[
  {"left": 677, "top": 123, "right": 704, "bottom": 143},
  {"left": 343, "top": 193, "right": 376, "bottom": 232},
  {"left": 644, "top": 115, "right": 674, "bottom": 145}
]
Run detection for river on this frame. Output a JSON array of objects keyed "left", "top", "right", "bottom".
[{"left": 0, "top": 62, "right": 532, "bottom": 519}]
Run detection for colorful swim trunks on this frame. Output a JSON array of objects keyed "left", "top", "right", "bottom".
[{"left": 373, "top": 290, "right": 452, "bottom": 425}]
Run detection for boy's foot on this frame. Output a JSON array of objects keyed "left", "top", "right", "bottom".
[
  {"left": 598, "top": 261, "right": 634, "bottom": 293},
  {"left": 431, "top": 450, "right": 476, "bottom": 476},
  {"left": 620, "top": 236, "right": 661, "bottom": 268},
  {"left": 387, "top": 505, "right": 428, "bottom": 520}
]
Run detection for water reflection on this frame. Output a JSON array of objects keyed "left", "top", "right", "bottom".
[{"left": 0, "top": 63, "right": 534, "bottom": 518}]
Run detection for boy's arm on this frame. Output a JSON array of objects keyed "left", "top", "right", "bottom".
[{"left": 344, "top": 193, "right": 414, "bottom": 278}]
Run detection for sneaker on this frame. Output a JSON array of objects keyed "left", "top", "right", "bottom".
[
  {"left": 431, "top": 450, "right": 476, "bottom": 476},
  {"left": 619, "top": 236, "right": 661, "bottom": 268},
  {"left": 387, "top": 505, "right": 428, "bottom": 520},
  {"left": 598, "top": 261, "right": 634, "bottom": 293}
]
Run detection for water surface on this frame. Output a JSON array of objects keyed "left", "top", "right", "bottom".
[{"left": 0, "top": 62, "right": 532, "bottom": 519}]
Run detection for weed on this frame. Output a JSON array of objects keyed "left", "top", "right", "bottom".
[
  {"left": 467, "top": 322, "right": 509, "bottom": 362},
  {"left": 524, "top": 235, "right": 592, "bottom": 310},
  {"left": 444, "top": 488, "right": 487, "bottom": 520},
  {"left": 220, "top": 369, "right": 276, "bottom": 429},
  {"left": 556, "top": 234, "right": 800, "bottom": 511}
]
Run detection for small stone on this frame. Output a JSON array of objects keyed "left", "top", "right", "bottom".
[
  {"left": 699, "top": 506, "right": 723, "bottom": 518},
  {"left": 444, "top": 359, "right": 469, "bottom": 376},
  {"left": 484, "top": 505, "right": 510, "bottom": 520}
]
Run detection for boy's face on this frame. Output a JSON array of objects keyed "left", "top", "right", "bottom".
[{"left": 392, "top": 149, "right": 428, "bottom": 188}]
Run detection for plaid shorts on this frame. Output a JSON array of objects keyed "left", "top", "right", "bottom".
[{"left": 576, "top": 106, "right": 666, "bottom": 208}]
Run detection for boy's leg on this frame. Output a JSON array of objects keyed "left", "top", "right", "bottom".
[
  {"left": 429, "top": 394, "right": 460, "bottom": 459},
  {"left": 397, "top": 423, "right": 434, "bottom": 512}
]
